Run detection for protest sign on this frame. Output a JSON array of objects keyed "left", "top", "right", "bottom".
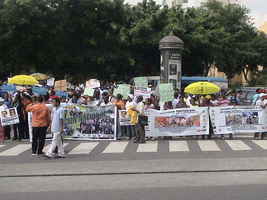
[
  {"left": 86, "top": 79, "right": 100, "bottom": 89},
  {"left": 0, "top": 84, "right": 16, "bottom": 93},
  {"left": 113, "top": 84, "right": 130, "bottom": 99},
  {"left": 119, "top": 110, "right": 131, "bottom": 126},
  {"left": 209, "top": 106, "right": 266, "bottom": 135},
  {"left": 146, "top": 107, "right": 209, "bottom": 137},
  {"left": 0, "top": 108, "right": 20, "bottom": 126},
  {"left": 32, "top": 86, "right": 48, "bottom": 95},
  {"left": 83, "top": 88, "right": 95, "bottom": 96},
  {"left": 159, "top": 83, "right": 174, "bottom": 103},
  {"left": 134, "top": 77, "right": 148, "bottom": 88},
  {"left": 47, "top": 78, "right": 55, "bottom": 87},
  {"left": 54, "top": 80, "right": 67, "bottom": 91},
  {"left": 134, "top": 87, "right": 151, "bottom": 99},
  {"left": 63, "top": 105, "right": 117, "bottom": 140}
]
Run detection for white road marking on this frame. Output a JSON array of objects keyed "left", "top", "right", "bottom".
[
  {"left": 169, "top": 141, "right": 189, "bottom": 152},
  {"left": 251, "top": 140, "right": 267, "bottom": 150},
  {"left": 68, "top": 143, "right": 98, "bottom": 155},
  {"left": 198, "top": 140, "right": 221, "bottom": 151},
  {"left": 137, "top": 141, "right": 158, "bottom": 152},
  {"left": 103, "top": 142, "right": 128, "bottom": 153},
  {"left": 0, "top": 144, "right": 31, "bottom": 156},
  {"left": 43, "top": 143, "right": 69, "bottom": 153},
  {"left": 225, "top": 140, "right": 251, "bottom": 151}
]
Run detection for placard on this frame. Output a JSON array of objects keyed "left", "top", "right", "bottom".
[
  {"left": 134, "top": 87, "right": 151, "bottom": 99},
  {"left": 113, "top": 84, "right": 131, "bottom": 99},
  {"left": 54, "top": 80, "right": 67, "bottom": 91},
  {"left": 119, "top": 110, "right": 131, "bottom": 126},
  {"left": 159, "top": 83, "right": 174, "bottom": 103},
  {"left": 83, "top": 88, "right": 95, "bottom": 96},
  {"left": 134, "top": 77, "right": 148, "bottom": 88},
  {"left": 86, "top": 79, "right": 100, "bottom": 89},
  {"left": 0, "top": 108, "right": 20, "bottom": 126}
]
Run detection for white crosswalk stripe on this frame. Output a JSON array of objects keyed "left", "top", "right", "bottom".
[
  {"left": 0, "top": 145, "right": 5, "bottom": 148},
  {"left": 0, "top": 144, "right": 31, "bottom": 156},
  {"left": 198, "top": 141, "right": 221, "bottom": 151},
  {"left": 43, "top": 143, "right": 69, "bottom": 153},
  {"left": 68, "top": 142, "right": 98, "bottom": 155},
  {"left": 169, "top": 141, "right": 189, "bottom": 152},
  {"left": 225, "top": 140, "right": 252, "bottom": 151},
  {"left": 137, "top": 141, "right": 158, "bottom": 152},
  {"left": 251, "top": 140, "right": 267, "bottom": 150},
  {"left": 103, "top": 142, "right": 128, "bottom": 153}
]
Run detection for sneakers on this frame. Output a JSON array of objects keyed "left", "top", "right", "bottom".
[{"left": 32, "top": 153, "right": 37, "bottom": 156}]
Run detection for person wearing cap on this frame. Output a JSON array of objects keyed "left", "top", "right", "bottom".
[{"left": 46, "top": 97, "right": 65, "bottom": 158}]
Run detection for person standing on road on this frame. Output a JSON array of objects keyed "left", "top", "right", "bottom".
[
  {"left": 26, "top": 96, "right": 50, "bottom": 156},
  {"left": 46, "top": 97, "right": 65, "bottom": 158},
  {"left": 134, "top": 96, "right": 146, "bottom": 144}
]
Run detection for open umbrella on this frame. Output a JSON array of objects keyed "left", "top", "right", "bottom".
[
  {"left": 184, "top": 82, "right": 220, "bottom": 95},
  {"left": 8, "top": 75, "right": 38, "bottom": 86},
  {"left": 30, "top": 73, "right": 49, "bottom": 81}
]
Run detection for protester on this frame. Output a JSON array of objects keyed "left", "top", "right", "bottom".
[
  {"left": 0, "top": 97, "right": 7, "bottom": 143},
  {"left": 26, "top": 96, "right": 51, "bottom": 156},
  {"left": 134, "top": 96, "right": 146, "bottom": 144},
  {"left": 46, "top": 97, "right": 65, "bottom": 158}
]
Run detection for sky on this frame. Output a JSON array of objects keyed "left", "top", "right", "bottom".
[{"left": 124, "top": 0, "right": 267, "bottom": 27}]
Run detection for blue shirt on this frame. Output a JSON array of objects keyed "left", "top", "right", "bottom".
[{"left": 51, "top": 106, "right": 64, "bottom": 133}]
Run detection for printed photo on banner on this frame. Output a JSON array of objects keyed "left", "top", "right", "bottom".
[
  {"left": 209, "top": 106, "right": 265, "bottom": 135},
  {"left": 0, "top": 108, "right": 20, "bottom": 126},
  {"left": 119, "top": 110, "right": 131, "bottom": 126},
  {"left": 147, "top": 107, "right": 209, "bottom": 137},
  {"left": 63, "top": 105, "right": 116, "bottom": 140}
]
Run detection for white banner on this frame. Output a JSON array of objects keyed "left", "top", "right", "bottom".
[
  {"left": 134, "top": 87, "right": 151, "bottom": 99},
  {"left": 0, "top": 108, "right": 20, "bottom": 126},
  {"left": 210, "top": 106, "right": 267, "bottom": 135},
  {"left": 146, "top": 107, "right": 209, "bottom": 137}
]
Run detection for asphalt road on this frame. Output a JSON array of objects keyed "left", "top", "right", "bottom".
[
  {"left": 1, "top": 136, "right": 267, "bottom": 199},
  {"left": 1, "top": 171, "right": 267, "bottom": 200}
]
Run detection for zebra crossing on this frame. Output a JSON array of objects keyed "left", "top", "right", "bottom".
[{"left": 0, "top": 139, "right": 267, "bottom": 157}]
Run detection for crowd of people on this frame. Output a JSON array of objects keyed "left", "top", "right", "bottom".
[{"left": 0, "top": 82, "right": 266, "bottom": 157}]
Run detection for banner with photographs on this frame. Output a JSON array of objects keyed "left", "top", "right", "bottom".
[
  {"left": 63, "top": 105, "right": 117, "bottom": 140},
  {"left": 146, "top": 107, "right": 209, "bottom": 137},
  {"left": 209, "top": 106, "right": 267, "bottom": 135},
  {"left": 0, "top": 108, "right": 20, "bottom": 126},
  {"left": 118, "top": 110, "right": 131, "bottom": 126}
]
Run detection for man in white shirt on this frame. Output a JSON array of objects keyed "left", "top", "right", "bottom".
[{"left": 46, "top": 97, "right": 65, "bottom": 158}]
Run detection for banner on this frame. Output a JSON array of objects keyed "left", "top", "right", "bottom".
[
  {"left": 159, "top": 83, "right": 174, "bottom": 103},
  {"left": 0, "top": 108, "right": 20, "bottom": 126},
  {"left": 146, "top": 107, "right": 209, "bottom": 137},
  {"left": 86, "top": 79, "right": 100, "bottom": 89},
  {"left": 119, "top": 110, "right": 131, "bottom": 126},
  {"left": 63, "top": 105, "right": 117, "bottom": 140},
  {"left": 134, "top": 87, "right": 151, "bottom": 99},
  {"left": 83, "top": 88, "right": 95, "bottom": 96},
  {"left": 47, "top": 78, "right": 55, "bottom": 87},
  {"left": 55, "top": 80, "right": 67, "bottom": 91},
  {"left": 113, "top": 84, "right": 131, "bottom": 99},
  {"left": 209, "top": 106, "right": 267, "bottom": 135},
  {"left": 134, "top": 77, "right": 148, "bottom": 88}
]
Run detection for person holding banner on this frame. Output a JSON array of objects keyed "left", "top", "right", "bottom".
[
  {"left": 0, "top": 98, "right": 8, "bottom": 143},
  {"left": 26, "top": 96, "right": 51, "bottom": 156},
  {"left": 46, "top": 97, "right": 65, "bottom": 158}
]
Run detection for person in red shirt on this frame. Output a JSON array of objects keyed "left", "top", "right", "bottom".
[{"left": 26, "top": 96, "right": 51, "bottom": 156}]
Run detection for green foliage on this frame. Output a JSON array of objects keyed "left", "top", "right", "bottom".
[{"left": 0, "top": 0, "right": 266, "bottom": 82}]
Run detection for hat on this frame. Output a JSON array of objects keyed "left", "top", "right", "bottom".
[
  {"left": 0, "top": 97, "right": 4, "bottom": 102},
  {"left": 128, "top": 94, "right": 134, "bottom": 99}
]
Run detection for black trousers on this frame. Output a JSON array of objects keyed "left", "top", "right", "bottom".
[{"left": 32, "top": 127, "right": 47, "bottom": 154}]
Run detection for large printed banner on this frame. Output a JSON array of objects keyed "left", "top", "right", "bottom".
[
  {"left": 209, "top": 106, "right": 267, "bottom": 135},
  {"left": 146, "top": 107, "right": 209, "bottom": 137},
  {"left": 0, "top": 108, "right": 20, "bottom": 126},
  {"left": 63, "top": 105, "right": 117, "bottom": 140}
]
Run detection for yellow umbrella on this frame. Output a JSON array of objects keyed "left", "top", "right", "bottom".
[
  {"left": 184, "top": 82, "right": 220, "bottom": 95},
  {"left": 30, "top": 73, "right": 49, "bottom": 81},
  {"left": 8, "top": 75, "right": 38, "bottom": 86}
]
